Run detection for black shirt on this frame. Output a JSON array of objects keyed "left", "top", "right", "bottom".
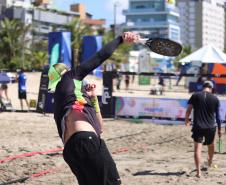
[
  {"left": 188, "top": 91, "right": 221, "bottom": 129},
  {"left": 53, "top": 36, "right": 123, "bottom": 140}
]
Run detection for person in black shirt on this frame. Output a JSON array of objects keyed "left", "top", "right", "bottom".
[
  {"left": 185, "top": 80, "right": 222, "bottom": 178},
  {"left": 48, "top": 32, "right": 139, "bottom": 185}
]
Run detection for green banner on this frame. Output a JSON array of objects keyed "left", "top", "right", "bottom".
[{"left": 138, "top": 76, "right": 150, "bottom": 85}]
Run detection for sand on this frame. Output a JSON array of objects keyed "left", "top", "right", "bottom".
[{"left": 1, "top": 72, "right": 226, "bottom": 185}]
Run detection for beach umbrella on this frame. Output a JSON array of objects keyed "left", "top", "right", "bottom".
[{"left": 0, "top": 72, "right": 11, "bottom": 84}]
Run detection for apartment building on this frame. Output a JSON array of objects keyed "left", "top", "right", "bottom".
[
  {"left": 123, "top": 0, "right": 180, "bottom": 42},
  {"left": 0, "top": 1, "right": 105, "bottom": 40},
  {"left": 177, "top": 0, "right": 225, "bottom": 51}
]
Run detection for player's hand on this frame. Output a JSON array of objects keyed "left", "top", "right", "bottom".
[
  {"left": 85, "top": 84, "right": 97, "bottom": 97},
  {"left": 123, "top": 32, "right": 140, "bottom": 43}
]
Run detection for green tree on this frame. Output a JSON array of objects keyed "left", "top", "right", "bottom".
[
  {"left": 102, "top": 30, "right": 132, "bottom": 69},
  {"left": 27, "top": 39, "right": 48, "bottom": 70},
  {"left": 0, "top": 18, "right": 31, "bottom": 70},
  {"left": 30, "top": 51, "right": 48, "bottom": 70},
  {"left": 64, "top": 18, "right": 92, "bottom": 66},
  {"left": 173, "top": 45, "right": 192, "bottom": 69}
]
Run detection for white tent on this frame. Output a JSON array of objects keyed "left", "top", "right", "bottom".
[{"left": 180, "top": 45, "right": 226, "bottom": 64}]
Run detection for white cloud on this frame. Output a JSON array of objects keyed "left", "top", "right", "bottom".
[{"left": 105, "top": 0, "right": 129, "bottom": 24}]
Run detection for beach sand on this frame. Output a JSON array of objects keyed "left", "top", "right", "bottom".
[{"left": 1, "top": 72, "right": 226, "bottom": 185}]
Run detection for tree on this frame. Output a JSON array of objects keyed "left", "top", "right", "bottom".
[
  {"left": 0, "top": 18, "right": 31, "bottom": 70},
  {"left": 30, "top": 51, "right": 48, "bottom": 70},
  {"left": 173, "top": 45, "right": 192, "bottom": 69},
  {"left": 102, "top": 30, "right": 132, "bottom": 69},
  {"left": 64, "top": 18, "right": 92, "bottom": 66}
]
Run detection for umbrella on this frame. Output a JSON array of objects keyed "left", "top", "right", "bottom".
[{"left": 0, "top": 72, "right": 11, "bottom": 84}]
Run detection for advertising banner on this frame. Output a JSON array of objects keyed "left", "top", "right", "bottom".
[
  {"left": 48, "top": 32, "right": 72, "bottom": 68},
  {"left": 115, "top": 97, "right": 226, "bottom": 122},
  {"left": 81, "top": 36, "right": 103, "bottom": 78},
  {"left": 37, "top": 32, "right": 72, "bottom": 113}
]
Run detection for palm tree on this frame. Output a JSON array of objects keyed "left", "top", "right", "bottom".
[
  {"left": 64, "top": 18, "right": 92, "bottom": 66},
  {"left": 102, "top": 30, "right": 132, "bottom": 69},
  {"left": 0, "top": 18, "right": 31, "bottom": 69},
  {"left": 30, "top": 51, "right": 48, "bottom": 69}
]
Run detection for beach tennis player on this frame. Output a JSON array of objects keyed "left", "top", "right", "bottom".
[
  {"left": 185, "top": 80, "right": 222, "bottom": 178},
  {"left": 48, "top": 32, "right": 139, "bottom": 185}
]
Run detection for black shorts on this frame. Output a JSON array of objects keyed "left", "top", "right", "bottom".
[
  {"left": 18, "top": 91, "right": 27, "bottom": 99},
  {"left": 192, "top": 127, "right": 216, "bottom": 145},
  {"left": 63, "top": 131, "right": 121, "bottom": 185}
]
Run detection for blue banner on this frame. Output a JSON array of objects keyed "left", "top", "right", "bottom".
[
  {"left": 48, "top": 32, "right": 72, "bottom": 68},
  {"left": 81, "top": 36, "right": 103, "bottom": 78}
]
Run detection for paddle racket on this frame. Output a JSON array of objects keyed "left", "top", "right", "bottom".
[
  {"left": 217, "top": 137, "right": 223, "bottom": 153},
  {"left": 138, "top": 38, "right": 182, "bottom": 57}
]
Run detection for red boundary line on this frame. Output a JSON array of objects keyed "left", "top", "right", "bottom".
[
  {"left": 0, "top": 148, "right": 63, "bottom": 164},
  {"left": 0, "top": 145, "right": 149, "bottom": 184}
]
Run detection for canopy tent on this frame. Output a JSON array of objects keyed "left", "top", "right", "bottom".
[
  {"left": 180, "top": 45, "right": 226, "bottom": 64},
  {"left": 0, "top": 72, "right": 10, "bottom": 84}
]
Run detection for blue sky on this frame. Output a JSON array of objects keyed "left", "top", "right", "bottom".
[{"left": 52, "top": 0, "right": 128, "bottom": 26}]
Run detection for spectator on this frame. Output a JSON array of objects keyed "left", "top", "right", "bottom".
[
  {"left": 116, "top": 71, "right": 122, "bottom": 90},
  {"left": 158, "top": 76, "right": 165, "bottom": 95},
  {"left": 0, "top": 83, "right": 10, "bottom": 101},
  {"left": 17, "top": 69, "right": 29, "bottom": 110},
  {"left": 125, "top": 74, "right": 130, "bottom": 90},
  {"left": 176, "top": 64, "right": 188, "bottom": 86}
]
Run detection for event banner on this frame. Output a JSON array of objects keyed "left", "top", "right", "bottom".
[{"left": 115, "top": 97, "right": 226, "bottom": 121}]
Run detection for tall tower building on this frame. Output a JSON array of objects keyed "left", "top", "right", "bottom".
[
  {"left": 177, "top": 0, "right": 225, "bottom": 51},
  {"left": 224, "top": 2, "right": 226, "bottom": 51},
  {"left": 123, "top": 0, "right": 180, "bottom": 42}
]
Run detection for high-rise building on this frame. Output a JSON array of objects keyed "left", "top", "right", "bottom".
[
  {"left": 224, "top": 2, "right": 226, "bottom": 51},
  {"left": 0, "top": 1, "right": 105, "bottom": 40},
  {"left": 123, "top": 0, "right": 180, "bottom": 42},
  {"left": 177, "top": 0, "right": 225, "bottom": 51}
]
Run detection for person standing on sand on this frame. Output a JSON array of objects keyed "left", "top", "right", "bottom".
[
  {"left": 185, "top": 80, "right": 222, "bottom": 178},
  {"left": 125, "top": 74, "right": 130, "bottom": 90},
  {"left": 0, "top": 83, "right": 10, "bottom": 101},
  {"left": 48, "top": 32, "right": 139, "bottom": 185},
  {"left": 17, "top": 69, "right": 29, "bottom": 110}
]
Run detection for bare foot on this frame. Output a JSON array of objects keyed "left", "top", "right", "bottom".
[
  {"left": 196, "top": 170, "right": 201, "bottom": 178},
  {"left": 208, "top": 158, "right": 212, "bottom": 167},
  {"left": 196, "top": 173, "right": 201, "bottom": 178}
]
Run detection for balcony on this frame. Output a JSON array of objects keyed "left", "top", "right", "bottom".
[
  {"left": 125, "top": 19, "right": 179, "bottom": 29},
  {"left": 123, "top": 7, "right": 179, "bottom": 16},
  {"left": 124, "top": 20, "right": 170, "bottom": 29}
]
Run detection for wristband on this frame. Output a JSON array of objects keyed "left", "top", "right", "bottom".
[{"left": 91, "top": 96, "right": 100, "bottom": 113}]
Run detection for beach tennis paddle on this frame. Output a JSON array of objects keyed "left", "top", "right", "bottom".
[
  {"left": 138, "top": 38, "right": 182, "bottom": 57},
  {"left": 217, "top": 137, "right": 223, "bottom": 153}
]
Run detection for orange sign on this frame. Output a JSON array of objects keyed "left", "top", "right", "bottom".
[{"left": 212, "top": 64, "right": 226, "bottom": 84}]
